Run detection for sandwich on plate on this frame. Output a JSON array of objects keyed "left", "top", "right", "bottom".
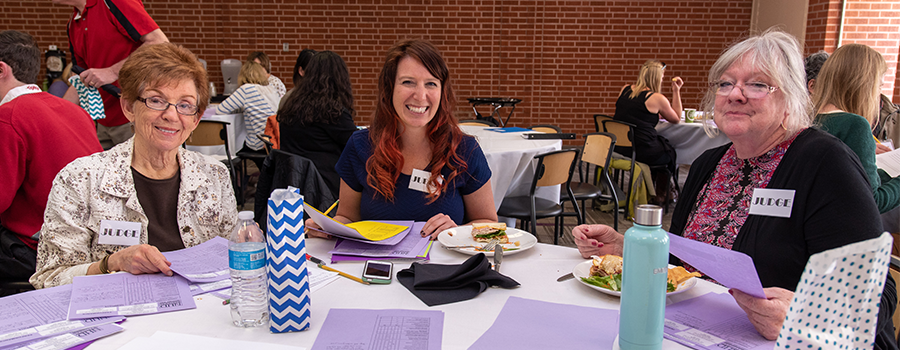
[{"left": 470, "top": 223, "right": 509, "bottom": 244}]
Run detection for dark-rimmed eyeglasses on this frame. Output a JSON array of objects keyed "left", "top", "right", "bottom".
[
  {"left": 711, "top": 81, "right": 778, "bottom": 99},
  {"left": 137, "top": 96, "right": 199, "bottom": 115}
]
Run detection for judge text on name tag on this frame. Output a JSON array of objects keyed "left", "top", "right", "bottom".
[
  {"left": 409, "top": 169, "right": 442, "bottom": 193},
  {"left": 98, "top": 220, "right": 141, "bottom": 246},
  {"left": 748, "top": 188, "right": 795, "bottom": 218}
]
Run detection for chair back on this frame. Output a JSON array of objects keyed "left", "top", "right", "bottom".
[
  {"left": 601, "top": 119, "right": 634, "bottom": 148},
  {"left": 532, "top": 149, "right": 579, "bottom": 189},
  {"left": 459, "top": 119, "right": 497, "bottom": 127},
  {"left": 529, "top": 124, "right": 562, "bottom": 134},
  {"left": 593, "top": 114, "right": 613, "bottom": 133},
  {"left": 582, "top": 132, "right": 616, "bottom": 170},
  {"left": 186, "top": 120, "right": 229, "bottom": 146}
]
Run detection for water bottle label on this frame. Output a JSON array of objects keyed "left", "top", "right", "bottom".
[{"left": 229, "top": 248, "right": 265, "bottom": 270}]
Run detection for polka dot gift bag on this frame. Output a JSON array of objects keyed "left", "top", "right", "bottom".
[{"left": 776, "top": 232, "right": 892, "bottom": 349}]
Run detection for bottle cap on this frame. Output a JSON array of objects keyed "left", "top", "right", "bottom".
[
  {"left": 238, "top": 211, "right": 254, "bottom": 220},
  {"left": 633, "top": 204, "right": 663, "bottom": 226}
]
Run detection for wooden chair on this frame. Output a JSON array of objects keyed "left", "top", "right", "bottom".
[
  {"left": 497, "top": 149, "right": 580, "bottom": 245},
  {"left": 529, "top": 124, "right": 562, "bottom": 134},
  {"left": 601, "top": 119, "right": 637, "bottom": 219},
  {"left": 185, "top": 120, "right": 239, "bottom": 196},
  {"left": 593, "top": 114, "right": 613, "bottom": 133},
  {"left": 564, "top": 132, "right": 619, "bottom": 231},
  {"left": 459, "top": 119, "right": 497, "bottom": 127}
]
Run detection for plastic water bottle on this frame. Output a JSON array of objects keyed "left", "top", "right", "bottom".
[
  {"left": 619, "top": 204, "right": 669, "bottom": 350},
  {"left": 229, "top": 211, "right": 269, "bottom": 327}
]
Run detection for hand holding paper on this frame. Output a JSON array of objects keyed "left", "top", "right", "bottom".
[
  {"left": 304, "top": 202, "right": 410, "bottom": 244},
  {"left": 730, "top": 287, "right": 793, "bottom": 340},
  {"left": 667, "top": 233, "right": 766, "bottom": 299}
]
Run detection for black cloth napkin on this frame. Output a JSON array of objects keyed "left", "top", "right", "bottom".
[{"left": 397, "top": 253, "right": 519, "bottom": 306}]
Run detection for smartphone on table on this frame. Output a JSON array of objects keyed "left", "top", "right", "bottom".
[{"left": 361, "top": 260, "right": 393, "bottom": 284}]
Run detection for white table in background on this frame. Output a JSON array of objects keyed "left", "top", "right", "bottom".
[
  {"left": 656, "top": 120, "right": 731, "bottom": 166},
  {"left": 85, "top": 239, "right": 724, "bottom": 349},
  {"left": 185, "top": 107, "right": 245, "bottom": 160},
  {"left": 459, "top": 125, "right": 562, "bottom": 210}
]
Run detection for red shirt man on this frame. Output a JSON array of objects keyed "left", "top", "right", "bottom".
[
  {"left": 55, "top": 0, "right": 168, "bottom": 149},
  {"left": 0, "top": 30, "right": 102, "bottom": 280}
]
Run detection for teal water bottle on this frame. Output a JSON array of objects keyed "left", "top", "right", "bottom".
[{"left": 619, "top": 205, "right": 669, "bottom": 350}]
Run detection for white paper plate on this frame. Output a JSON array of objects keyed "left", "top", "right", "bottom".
[
  {"left": 572, "top": 260, "right": 697, "bottom": 297},
  {"left": 437, "top": 225, "right": 537, "bottom": 256}
]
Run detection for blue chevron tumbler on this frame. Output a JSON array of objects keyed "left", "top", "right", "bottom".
[{"left": 229, "top": 211, "right": 269, "bottom": 327}]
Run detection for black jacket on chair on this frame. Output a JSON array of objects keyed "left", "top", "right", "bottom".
[{"left": 254, "top": 149, "right": 337, "bottom": 229}]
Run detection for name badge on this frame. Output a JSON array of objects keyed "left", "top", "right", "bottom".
[
  {"left": 98, "top": 220, "right": 142, "bottom": 246},
  {"left": 748, "top": 188, "right": 795, "bottom": 218},
  {"left": 408, "top": 169, "right": 434, "bottom": 193}
]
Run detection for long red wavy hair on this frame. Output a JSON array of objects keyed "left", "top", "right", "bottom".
[{"left": 367, "top": 40, "right": 466, "bottom": 203}]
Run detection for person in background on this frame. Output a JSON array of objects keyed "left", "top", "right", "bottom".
[
  {"left": 280, "top": 48, "right": 317, "bottom": 109},
  {"left": 216, "top": 61, "right": 279, "bottom": 169},
  {"left": 572, "top": 31, "right": 897, "bottom": 348},
  {"left": 277, "top": 51, "right": 358, "bottom": 197},
  {"left": 47, "top": 62, "right": 72, "bottom": 98},
  {"left": 0, "top": 30, "right": 102, "bottom": 284},
  {"left": 305, "top": 40, "right": 497, "bottom": 239},
  {"left": 32, "top": 43, "right": 238, "bottom": 289},
  {"left": 613, "top": 59, "right": 683, "bottom": 204},
  {"left": 813, "top": 43, "right": 900, "bottom": 213},
  {"left": 51, "top": 0, "right": 169, "bottom": 150},
  {"left": 803, "top": 50, "right": 829, "bottom": 93},
  {"left": 247, "top": 51, "right": 285, "bottom": 99}
]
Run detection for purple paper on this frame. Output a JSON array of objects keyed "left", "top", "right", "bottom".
[
  {"left": 664, "top": 292, "right": 773, "bottom": 349},
  {"left": 469, "top": 297, "right": 619, "bottom": 349},
  {"left": 330, "top": 222, "right": 430, "bottom": 258},
  {"left": 5, "top": 323, "right": 124, "bottom": 350},
  {"left": 0, "top": 285, "right": 123, "bottom": 349},
  {"left": 67, "top": 273, "right": 196, "bottom": 320},
  {"left": 311, "top": 309, "right": 443, "bottom": 350},
  {"left": 667, "top": 233, "right": 766, "bottom": 299},
  {"left": 162, "top": 236, "right": 230, "bottom": 283}
]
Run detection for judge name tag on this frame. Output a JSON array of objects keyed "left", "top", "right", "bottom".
[
  {"left": 748, "top": 188, "right": 795, "bottom": 218},
  {"left": 98, "top": 220, "right": 141, "bottom": 246},
  {"left": 409, "top": 169, "right": 442, "bottom": 193}
]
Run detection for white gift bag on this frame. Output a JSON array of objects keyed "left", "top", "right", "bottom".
[{"left": 776, "top": 232, "right": 892, "bottom": 349}]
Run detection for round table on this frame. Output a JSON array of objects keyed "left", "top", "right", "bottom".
[
  {"left": 655, "top": 120, "right": 731, "bottom": 166},
  {"left": 86, "top": 239, "right": 725, "bottom": 349},
  {"left": 459, "top": 125, "right": 562, "bottom": 210}
]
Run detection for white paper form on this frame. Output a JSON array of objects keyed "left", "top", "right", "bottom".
[
  {"left": 66, "top": 273, "right": 195, "bottom": 320},
  {"left": 188, "top": 279, "right": 231, "bottom": 296},
  {"left": 664, "top": 292, "right": 774, "bottom": 350},
  {"left": 876, "top": 147, "right": 900, "bottom": 176},
  {"left": 312, "top": 309, "right": 443, "bottom": 350},
  {"left": 8, "top": 323, "right": 123, "bottom": 350},
  {"left": 0, "top": 285, "right": 123, "bottom": 349},
  {"left": 162, "top": 236, "right": 230, "bottom": 283},
  {"left": 308, "top": 267, "right": 339, "bottom": 293},
  {"left": 119, "top": 331, "right": 306, "bottom": 350}
]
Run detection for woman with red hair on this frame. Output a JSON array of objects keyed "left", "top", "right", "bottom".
[{"left": 306, "top": 40, "right": 497, "bottom": 239}]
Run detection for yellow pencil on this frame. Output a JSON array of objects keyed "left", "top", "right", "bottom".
[
  {"left": 319, "top": 264, "right": 369, "bottom": 285},
  {"left": 323, "top": 199, "right": 340, "bottom": 215},
  {"left": 874, "top": 135, "right": 881, "bottom": 144}
]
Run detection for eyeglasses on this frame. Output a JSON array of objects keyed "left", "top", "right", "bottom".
[
  {"left": 137, "top": 96, "right": 199, "bottom": 115},
  {"left": 711, "top": 81, "right": 778, "bottom": 99}
]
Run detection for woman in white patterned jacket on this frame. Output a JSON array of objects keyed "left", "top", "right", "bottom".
[{"left": 31, "top": 43, "right": 238, "bottom": 288}]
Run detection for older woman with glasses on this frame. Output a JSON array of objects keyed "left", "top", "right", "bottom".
[
  {"left": 31, "top": 43, "right": 238, "bottom": 289},
  {"left": 572, "top": 31, "right": 896, "bottom": 348},
  {"left": 613, "top": 59, "right": 683, "bottom": 203}
]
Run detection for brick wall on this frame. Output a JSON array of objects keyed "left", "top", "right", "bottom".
[
  {"left": 836, "top": 0, "right": 900, "bottom": 98},
  {"left": 1, "top": 0, "right": 757, "bottom": 138}
]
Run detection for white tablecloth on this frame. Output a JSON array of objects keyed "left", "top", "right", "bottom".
[
  {"left": 460, "top": 125, "right": 562, "bottom": 209},
  {"left": 185, "top": 108, "right": 245, "bottom": 159},
  {"left": 85, "top": 239, "right": 724, "bottom": 349},
  {"left": 656, "top": 121, "right": 731, "bottom": 166}
]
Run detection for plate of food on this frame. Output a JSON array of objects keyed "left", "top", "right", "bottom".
[
  {"left": 437, "top": 223, "right": 537, "bottom": 256},
  {"left": 573, "top": 255, "right": 701, "bottom": 297}
]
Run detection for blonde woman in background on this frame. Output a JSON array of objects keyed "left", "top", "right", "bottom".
[{"left": 216, "top": 61, "right": 279, "bottom": 167}]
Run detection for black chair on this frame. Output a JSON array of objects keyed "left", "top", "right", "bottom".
[
  {"left": 497, "top": 149, "right": 580, "bottom": 245},
  {"left": 254, "top": 149, "right": 337, "bottom": 229},
  {"left": 459, "top": 119, "right": 497, "bottom": 127},
  {"left": 0, "top": 279, "right": 35, "bottom": 297},
  {"left": 563, "top": 132, "right": 619, "bottom": 231}
]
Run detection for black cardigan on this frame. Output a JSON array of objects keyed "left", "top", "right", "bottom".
[{"left": 670, "top": 128, "right": 897, "bottom": 349}]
